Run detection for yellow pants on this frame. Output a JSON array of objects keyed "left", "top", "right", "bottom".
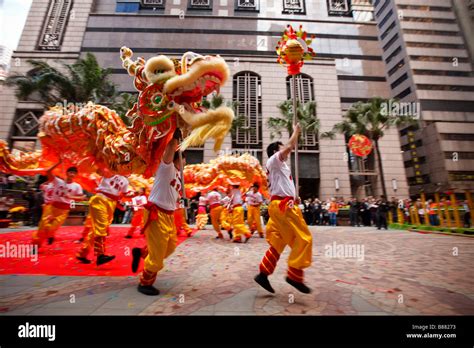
[
  {"left": 210, "top": 205, "right": 223, "bottom": 235},
  {"left": 231, "top": 206, "right": 251, "bottom": 241},
  {"left": 196, "top": 213, "right": 208, "bottom": 230},
  {"left": 265, "top": 200, "right": 312, "bottom": 270},
  {"left": 143, "top": 209, "right": 177, "bottom": 275},
  {"left": 33, "top": 204, "right": 69, "bottom": 246},
  {"left": 220, "top": 208, "right": 232, "bottom": 231},
  {"left": 77, "top": 194, "right": 116, "bottom": 257},
  {"left": 247, "top": 205, "right": 263, "bottom": 235}
]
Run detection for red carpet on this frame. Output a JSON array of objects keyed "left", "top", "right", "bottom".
[{"left": 0, "top": 226, "right": 189, "bottom": 276}]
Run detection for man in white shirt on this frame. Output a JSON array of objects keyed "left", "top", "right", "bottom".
[
  {"left": 229, "top": 183, "right": 252, "bottom": 243},
  {"left": 254, "top": 124, "right": 312, "bottom": 294},
  {"left": 219, "top": 190, "right": 233, "bottom": 239},
  {"left": 196, "top": 193, "right": 209, "bottom": 230},
  {"left": 133, "top": 128, "right": 185, "bottom": 296},
  {"left": 76, "top": 174, "right": 129, "bottom": 265},
  {"left": 33, "top": 164, "right": 85, "bottom": 249},
  {"left": 206, "top": 188, "right": 224, "bottom": 238},
  {"left": 125, "top": 188, "right": 148, "bottom": 238},
  {"left": 245, "top": 183, "right": 264, "bottom": 238}
]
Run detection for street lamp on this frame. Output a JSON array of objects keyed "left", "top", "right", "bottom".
[
  {"left": 392, "top": 178, "right": 398, "bottom": 192},
  {"left": 335, "top": 178, "right": 340, "bottom": 191}
]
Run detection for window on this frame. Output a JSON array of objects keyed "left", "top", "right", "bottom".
[
  {"left": 395, "top": 87, "right": 411, "bottom": 99},
  {"left": 140, "top": 0, "right": 165, "bottom": 9},
  {"left": 188, "top": 0, "right": 212, "bottom": 10},
  {"left": 388, "top": 58, "right": 405, "bottom": 76},
  {"left": 442, "top": 133, "right": 474, "bottom": 141},
  {"left": 232, "top": 72, "right": 262, "bottom": 149},
  {"left": 397, "top": 4, "right": 452, "bottom": 12},
  {"left": 416, "top": 84, "right": 474, "bottom": 92},
  {"left": 390, "top": 72, "right": 408, "bottom": 89},
  {"left": 382, "top": 33, "right": 399, "bottom": 52},
  {"left": 377, "top": 9, "right": 393, "bottom": 28},
  {"left": 117, "top": 2, "right": 140, "bottom": 12},
  {"left": 375, "top": 0, "right": 390, "bottom": 18},
  {"left": 381, "top": 21, "right": 396, "bottom": 40},
  {"left": 405, "top": 42, "right": 464, "bottom": 49},
  {"left": 286, "top": 73, "right": 318, "bottom": 150},
  {"left": 401, "top": 17, "right": 456, "bottom": 24},
  {"left": 413, "top": 70, "right": 472, "bottom": 77},
  {"left": 282, "top": 0, "right": 306, "bottom": 14},
  {"left": 385, "top": 46, "right": 401, "bottom": 64},
  {"left": 235, "top": 0, "right": 259, "bottom": 12},
  {"left": 327, "top": 0, "right": 351, "bottom": 17},
  {"left": 409, "top": 55, "right": 469, "bottom": 63},
  {"left": 444, "top": 152, "right": 474, "bottom": 160},
  {"left": 38, "top": 0, "right": 73, "bottom": 50},
  {"left": 403, "top": 29, "right": 459, "bottom": 36}
]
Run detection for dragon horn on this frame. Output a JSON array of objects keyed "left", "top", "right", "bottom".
[{"left": 120, "top": 46, "right": 144, "bottom": 78}]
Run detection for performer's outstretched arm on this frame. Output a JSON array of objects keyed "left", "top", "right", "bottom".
[
  {"left": 46, "top": 161, "right": 61, "bottom": 182},
  {"left": 162, "top": 128, "right": 182, "bottom": 164},
  {"left": 280, "top": 123, "right": 301, "bottom": 161}
]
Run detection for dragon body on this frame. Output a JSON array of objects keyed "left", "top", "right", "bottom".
[{"left": 0, "top": 48, "right": 234, "bottom": 184}]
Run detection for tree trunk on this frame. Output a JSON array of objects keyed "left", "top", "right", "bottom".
[{"left": 374, "top": 138, "right": 388, "bottom": 198}]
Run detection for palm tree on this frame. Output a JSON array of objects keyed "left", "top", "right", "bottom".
[
  {"left": 268, "top": 99, "right": 319, "bottom": 142},
  {"left": 6, "top": 53, "right": 118, "bottom": 107},
  {"left": 111, "top": 92, "right": 138, "bottom": 126},
  {"left": 321, "top": 97, "right": 418, "bottom": 198}
]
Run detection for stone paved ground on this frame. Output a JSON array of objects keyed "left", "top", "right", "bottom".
[{"left": 1, "top": 225, "right": 473, "bottom": 315}]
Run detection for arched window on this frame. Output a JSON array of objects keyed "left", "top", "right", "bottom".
[
  {"left": 232, "top": 71, "right": 262, "bottom": 149},
  {"left": 286, "top": 73, "right": 318, "bottom": 150}
]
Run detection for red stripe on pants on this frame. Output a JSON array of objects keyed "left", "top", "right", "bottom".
[
  {"left": 259, "top": 246, "right": 280, "bottom": 275},
  {"left": 287, "top": 266, "right": 304, "bottom": 283}
]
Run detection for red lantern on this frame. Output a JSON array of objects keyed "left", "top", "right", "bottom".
[{"left": 348, "top": 134, "right": 373, "bottom": 157}]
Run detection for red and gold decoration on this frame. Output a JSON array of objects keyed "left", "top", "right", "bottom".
[
  {"left": 348, "top": 134, "right": 373, "bottom": 157},
  {"left": 276, "top": 25, "right": 316, "bottom": 75}
]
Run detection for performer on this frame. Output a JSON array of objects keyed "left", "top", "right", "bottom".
[
  {"left": 33, "top": 164, "right": 85, "bottom": 249},
  {"left": 76, "top": 174, "right": 129, "bottom": 265},
  {"left": 207, "top": 188, "right": 224, "bottom": 239},
  {"left": 245, "top": 183, "right": 264, "bottom": 238},
  {"left": 175, "top": 197, "right": 193, "bottom": 237},
  {"left": 229, "top": 183, "right": 252, "bottom": 243},
  {"left": 220, "top": 189, "right": 233, "bottom": 240},
  {"left": 195, "top": 192, "right": 208, "bottom": 230},
  {"left": 134, "top": 128, "right": 184, "bottom": 296},
  {"left": 125, "top": 188, "right": 148, "bottom": 238},
  {"left": 254, "top": 124, "right": 312, "bottom": 294}
]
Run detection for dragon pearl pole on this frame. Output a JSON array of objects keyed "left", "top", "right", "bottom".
[
  {"left": 292, "top": 73, "right": 299, "bottom": 200},
  {"left": 178, "top": 149, "right": 188, "bottom": 221}
]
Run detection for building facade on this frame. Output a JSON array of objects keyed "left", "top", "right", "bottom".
[
  {"left": 373, "top": 0, "right": 474, "bottom": 196},
  {"left": 1, "top": 0, "right": 415, "bottom": 200}
]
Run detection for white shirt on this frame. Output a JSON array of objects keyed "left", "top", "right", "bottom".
[
  {"left": 246, "top": 191, "right": 263, "bottom": 206},
  {"left": 132, "top": 194, "right": 148, "bottom": 211},
  {"left": 220, "top": 196, "right": 231, "bottom": 208},
  {"left": 199, "top": 195, "right": 208, "bottom": 206},
  {"left": 51, "top": 177, "right": 83, "bottom": 205},
  {"left": 148, "top": 161, "right": 181, "bottom": 211},
  {"left": 207, "top": 191, "right": 221, "bottom": 206},
  {"left": 97, "top": 175, "right": 129, "bottom": 198},
  {"left": 231, "top": 188, "right": 243, "bottom": 206},
  {"left": 266, "top": 151, "right": 296, "bottom": 198},
  {"left": 41, "top": 182, "right": 55, "bottom": 204}
]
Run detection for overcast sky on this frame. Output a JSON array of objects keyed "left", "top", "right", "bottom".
[{"left": 0, "top": 0, "right": 32, "bottom": 49}]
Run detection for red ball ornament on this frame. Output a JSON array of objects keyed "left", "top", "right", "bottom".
[{"left": 348, "top": 134, "right": 373, "bottom": 157}]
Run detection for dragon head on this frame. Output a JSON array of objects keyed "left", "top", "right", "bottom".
[{"left": 120, "top": 47, "right": 233, "bottom": 153}]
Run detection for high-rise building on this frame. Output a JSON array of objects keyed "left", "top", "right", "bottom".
[
  {"left": 373, "top": 0, "right": 474, "bottom": 196},
  {"left": 0, "top": 45, "right": 12, "bottom": 81},
  {"left": 1, "top": 0, "right": 419, "bottom": 200}
]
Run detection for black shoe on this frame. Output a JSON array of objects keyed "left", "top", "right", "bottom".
[
  {"left": 76, "top": 256, "right": 91, "bottom": 264},
  {"left": 137, "top": 284, "right": 160, "bottom": 296},
  {"left": 97, "top": 254, "right": 115, "bottom": 266},
  {"left": 131, "top": 248, "right": 141, "bottom": 273},
  {"left": 285, "top": 277, "right": 311, "bottom": 294},
  {"left": 259, "top": 234, "right": 264, "bottom": 238},
  {"left": 254, "top": 273, "right": 275, "bottom": 293},
  {"left": 228, "top": 230, "right": 233, "bottom": 240},
  {"left": 244, "top": 235, "right": 251, "bottom": 243},
  {"left": 125, "top": 235, "right": 132, "bottom": 239},
  {"left": 47, "top": 237, "right": 54, "bottom": 245}
]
